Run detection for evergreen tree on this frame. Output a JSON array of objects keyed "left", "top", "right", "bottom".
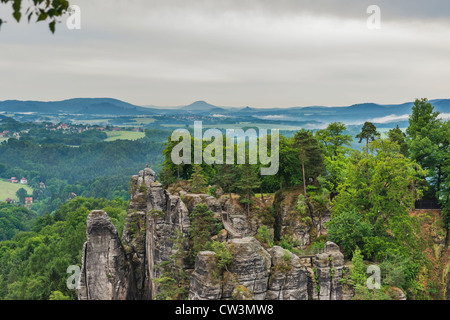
[
  {"left": 189, "top": 164, "right": 207, "bottom": 193},
  {"left": 388, "top": 125, "right": 409, "bottom": 157},
  {"left": 407, "top": 98, "right": 449, "bottom": 200},
  {"left": 356, "top": 121, "right": 379, "bottom": 184},
  {"left": 234, "top": 164, "right": 261, "bottom": 215},
  {"left": 153, "top": 227, "right": 190, "bottom": 300},
  {"left": 293, "top": 130, "right": 325, "bottom": 197},
  {"left": 356, "top": 121, "right": 380, "bottom": 149},
  {"left": 189, "top": 204, "right": 217, "bottom": 262}
]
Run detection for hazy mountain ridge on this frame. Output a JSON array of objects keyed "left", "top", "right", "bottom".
[{"left": 1, "top": 98, "right": 449, "bottom": 126}]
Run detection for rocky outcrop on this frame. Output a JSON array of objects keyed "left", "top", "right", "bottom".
[
  {"left": 188, "top": 251, "right": 222, "bottom": 300},
  {"left": 79, "top": 167, "right": 191, "bottom": 300},
  {"left": 223, "top": 237, "right": 272, "bottom": 299},
  {"left": 266, "top": 246, "right": 308, "bottom": 300},
  {"left": 180, "top": 191, "right": 252, "bottom": 238},
  {"left": 189, "top": 237, "right": 272, "bottom": 300},
  {"left": 273, "top": 187, "right": 330, "bottom": 247},
  {"left": 78, "top": 210, "right": 129, "bottom": 300},
  {"left": 79, "top": 167, "right": 345, "bottom": 301},
  {"left": 310, "top": 241, "right": 345, "bottom": 300},
  {"left": 189, "top": 238, "right": 328, "bottom": 301}
]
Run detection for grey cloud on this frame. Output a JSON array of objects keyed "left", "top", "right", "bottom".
[{"left": 0, "top": 0, "right": 449, "bottom": 107}]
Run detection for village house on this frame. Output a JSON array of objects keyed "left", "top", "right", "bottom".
[
  {"left": 20, "top": 177, "right": 28, "bottom": 184},
  {"left": 57, "top": 123, "right": 69, "bottom": 130},
  {"left": 25, "top": 197, "right": 33, "bottom": 205},
  {"left": 9, "top": 177, "right": 18, "bottom": 183}
]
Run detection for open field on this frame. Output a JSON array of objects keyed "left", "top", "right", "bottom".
[
  {"left": 0, "top": 179, "right": 33, "bottom": 201},
  {"left": 131, "top": 117, "right": 156, "bottom": 125},
  {"left": 104, "top": 131, "right": 145, "bottom": 141}
]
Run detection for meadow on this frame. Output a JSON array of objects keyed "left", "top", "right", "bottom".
[
  {"left": 104, "top": 130, "right": 146, "bottom": 141},
  {"left": 0, "top": 179, "right": 33, "bottom": 201}
]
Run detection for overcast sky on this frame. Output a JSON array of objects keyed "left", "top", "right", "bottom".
[{"left": 1, "top": 0, "right": 450, "bottom": 108}]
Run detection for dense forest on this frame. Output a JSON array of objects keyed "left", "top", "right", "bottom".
[
  {"left": 0, "top": 123, "right": 167, "bottom": 214},
  {"left": 0, "top": 98, "right": 448, "bottom": 300}
]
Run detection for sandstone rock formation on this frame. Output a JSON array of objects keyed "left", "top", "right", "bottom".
[
  {"left": 273, "top": 187, "right": 330, "bottom": 247},
  {"left": 78, "top": 210, "right": 129, "bottom": 300},
  {"left": 310, "top": 241, "right": 345, "bottom": 300},
  {"left": 189, "top": 238, "right": 326, "bottom": 301},
  {"left": 189, "top": 237, "right": 272, "bottom": 300},
  {"left": 266, "top": 246, "right": 308, "bottom": 300},
  {"left": 79, "top": 167, "right": 346, "bottom": 301},
  {"left": 79, "top": 167, "right": 191, "bottom": 300}
]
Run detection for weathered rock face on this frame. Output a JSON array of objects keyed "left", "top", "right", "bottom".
[
  {"left": 189, "top": 238, "right": 313, "bottom": 300},
  {"left": 310, "top": 241, "right": 345, "bottom": 300},
  {"left": 266, "top": 246, "right": 308, "bottom": 300},
  {"left": 79, "top": 168, "right": 191, "bottom": 300},
  {"left": 223, "top": 237, "right": 272, "bottom": 299},
  {"left": 78, "top": 210, "right": 129, "bottom": 300},
  {"left": 131, "top": 168, "right": 191, "bottom": 299},
  {"left": 179, "top": 192, "right": 252, "bottom": 238},
  {"left": 273, "top": 188, "right": 330, "bottom": 247},
  {"left": 188, "top": 251, "right": 222, "bottom": 300},
  {"left": 189, "top": 237, "right": 272, "bottom": 300}
]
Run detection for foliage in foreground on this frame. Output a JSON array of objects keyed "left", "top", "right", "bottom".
[{"left": 0, "top": 197, "right": 128, "bottom": 300}]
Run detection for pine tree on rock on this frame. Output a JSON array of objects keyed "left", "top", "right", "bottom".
[
  {"left": 189, "top": 164, "right": 207, "bottom": 194},
  {"left": 234, "top": 164, "right": 261, "bottom": 215},
  {"left": 293, "top": 130, "right": 325, "bottom": 198}
]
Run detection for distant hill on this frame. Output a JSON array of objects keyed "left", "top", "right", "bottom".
[
  {"left": 181, "top": 101, "right": 221, "bottom": 111},
  {"left": 0, "top": 98, "right": 156, "bottom": 116}
]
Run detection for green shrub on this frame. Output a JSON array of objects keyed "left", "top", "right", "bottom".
[
  {"left": 326, "top": 209, "right": 373, "bottom": 258},
  {"left": 295, "top": 194, "right": 307, "bottom": 215},
  {"left": 256, "top": 226, "right": 273, "bottom": 247},
  {"left": 282, "top": 249, "right": 291, "bottom": 262},
  {"left": 205, "top": 241, "right": 233, "bottom": 272},
  {"left": 350, "top": 247, "right": 366, "bottom": 287},
  {"left": 279, "top": 234, "right": 300, "bottom": 251},
  {"left": 311, "top": 239, "right": 325, "bottom": 254}
]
